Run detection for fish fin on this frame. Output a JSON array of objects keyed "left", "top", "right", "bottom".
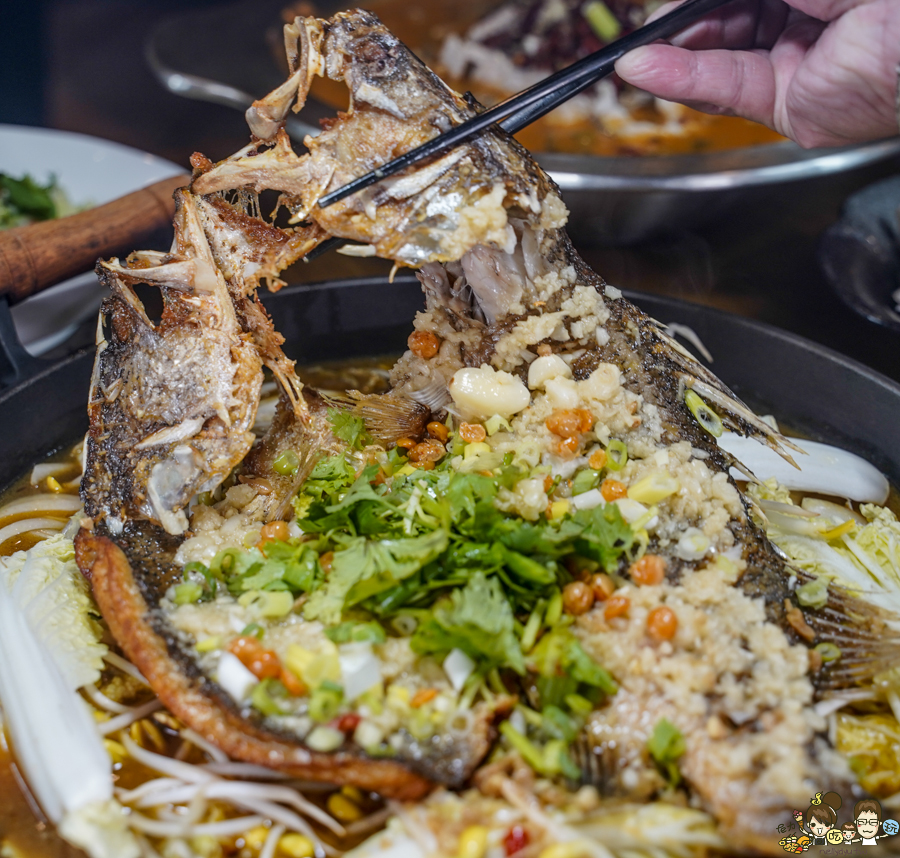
[
  {"left": 793, "top": 574, "right": 900, "bottom": 694},
  {"left": 322, "top": 391, "right": 431, "bottom": 444}
]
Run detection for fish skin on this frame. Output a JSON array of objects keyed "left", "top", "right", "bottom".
[{"left": 239, "top": 390, "right": 345, "bottom": 522}]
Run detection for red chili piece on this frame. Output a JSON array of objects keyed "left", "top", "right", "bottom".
[{"left": 504, "top": 826, "right": 529, "bottom": 855}]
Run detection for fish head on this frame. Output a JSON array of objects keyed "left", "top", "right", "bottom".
[{"left": 81, "top": 191, "right": 264, "bottom": 535}]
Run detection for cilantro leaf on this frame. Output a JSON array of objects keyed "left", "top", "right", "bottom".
[
  {"left": 647, "top": 718, "right": 686, "bottom": 785},
  {"left": 411, "top": 572, "right": 525, "bottom": 673},
  {"left": 572, "top": 504, "right": 634, "bottom": 571},
  {"left": 212, "top": 542, "right": 320, "bottom": 596},
  {"left": 304, "top": 529, "right": 449, "bottom": 624},
  {"left": 327, "top": 408, "right": 372, "bottom": 450},
  {"left": 301, "top": 454, "right": 357, "bottom": 503}
]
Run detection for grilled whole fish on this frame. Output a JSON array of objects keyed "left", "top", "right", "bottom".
[{"left": 76, "top": 9, "right": 900, "bottom": 851}]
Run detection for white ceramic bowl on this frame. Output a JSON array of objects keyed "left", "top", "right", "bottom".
[{"left": 0, "top": 125, "right": 182, "bottom": 355}]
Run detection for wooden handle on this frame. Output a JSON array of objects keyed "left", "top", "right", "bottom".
[{"left": 0, "top": 174, "right": 189, "bottom": 305}]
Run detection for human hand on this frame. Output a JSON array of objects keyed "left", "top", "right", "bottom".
[{"left": 614, "top": 0, "right": 900, "bottom": 147}]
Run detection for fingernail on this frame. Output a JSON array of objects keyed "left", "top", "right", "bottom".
[{"left": 614, "top": 46, "right": 655, "bottom": 80}]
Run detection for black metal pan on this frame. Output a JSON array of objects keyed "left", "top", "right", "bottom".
[{"left": 2, "top": 276, "right": 899, "bottom": 491}]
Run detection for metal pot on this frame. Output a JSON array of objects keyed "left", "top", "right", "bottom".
[{"left": 2, "top": 276, "right": 899, "bottom": 490}]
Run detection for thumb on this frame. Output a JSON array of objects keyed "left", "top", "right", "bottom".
[{"left": 615, "top": 44, "right": 778, "bottom": 128}]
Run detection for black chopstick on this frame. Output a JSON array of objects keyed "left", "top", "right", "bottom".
[{"left": 316, "top": 0, "right": 737, "bottom": 210}]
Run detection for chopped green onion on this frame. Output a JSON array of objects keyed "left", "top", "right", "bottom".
[
  {"left": 239, "top": 590, "right": 295, "bottom": 618},
  {"left": 520, "top": 601, "right": 545, "bottom": 653},
  {"left": 684, "top": 390, "right": 723, "bottom": 438},
  {"left": 241, "top": 622, "right": 265, "bottom": 640},
  {"left": 325, "top": 621, "right": 387, "bottom": 645},
  {"left": 543, "top": 739, "right": 582, "bottom": 780},
  {"left": 814, "top": 641, "right": 841, "bottom": 663},
  {"left": 273, "top": 450, "right": 301, "bottom": 476},
  {"left": 485, "top": 414, "right": 513, "bottom": 436},
  {"left": 544, "top": 588, "right": 563, "bottom": 626},
  {"left": 196, "top": 635, "right": 222, "bottom": 653},
  {"left": 572, "top": 468, "right": 600, "bottom": 496},
  {"left": 605, "top": 439, "right": 628, "bottom": 471},
  {"left": 583, "top": 0, "right": 621, "bottom": 42},
  {"left": 647, "top": 718, "right": 685, "bottom": 785},
  {"left": 309, "top": 680, "right": 344, "bottom": 723},
  {"left": 173, "top": 581, "right": 203, "bottom": 605},
  {"left": 564, "top": 693, "right": 594, "bottom": 717},
  {"left": 503, "top": 548, "right": 556, "bottom": 585},
  {"left": 499, "top": 721, "right": 545, "bottom": 771},
  {"left": 542, "top": 705, "right": 579, "bottom": 743},
  {"left": 251, "top": 678, "right": 289, "bottom": 716},
  {"left": 796, "top": 577, "right": 829, "bottom": 610}
]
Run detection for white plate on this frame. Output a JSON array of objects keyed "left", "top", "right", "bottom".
[{"left": 0, "top": 125, "right": 182, "bottom": 355}]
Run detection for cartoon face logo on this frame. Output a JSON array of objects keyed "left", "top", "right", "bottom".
[
  {"left": 884, "top": 819, "right": 900, "bottom": 837},
  {"left": 826, "top": 830, "right": 844, "bottom": 845},
  {"left": 855, "top": 799, "right": 882, "bottom": 840},
  {"left": 808, "top": 818, "right": 830, "bottom": 837}
]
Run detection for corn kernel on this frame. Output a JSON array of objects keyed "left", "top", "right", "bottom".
[
  {"left": 327, "top": 792, "right": 363, "bottom": 822},
  {"left": 341, "top": 785, "right": 365, "bottom": 803},
  {"left": 627, "top": 473, "right": 680, "bottom": 505},
  {"left": 46, "top": 475, "right": 63, "bottom": 493},
  {"left": 458, "top": 826, "right": 489, "bottom": 858},
  {"left": 549, "top": 500, "right": 570, "bottom": 519},
  {"left": 243, "top": 825, "right": 270, "bottom": 850},
  {"left": 278, "top": 834, "right": 315, "bottom": 858}
]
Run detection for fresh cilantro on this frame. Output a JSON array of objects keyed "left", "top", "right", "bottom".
[
  {"left": 529, "top": 627, "right": 617, "bottom": 704},
  {"left": 571, "top": 504, "right": 635, "bottom": 571},
  {"left": 327, "top": 408, "right": 372, "bottom": 450},
  {"left": 301, "top": 454, "right": 357, "bottom": 502},
  {"left": 647, "top": 718, "right": 686, "bottom": 785},
  {"left": 210, "top": 542, "right": 319, "bottom": 597},
  {"left": 304, "top": 529, "right": 449, "bottom": 624},
  {"left": 411, "top": 572, "right": 525, "bottom": 673}
]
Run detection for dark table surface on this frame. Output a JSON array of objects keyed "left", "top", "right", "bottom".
[{"left": 13, "top": 0, "right": 900, "bottom": 383}]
